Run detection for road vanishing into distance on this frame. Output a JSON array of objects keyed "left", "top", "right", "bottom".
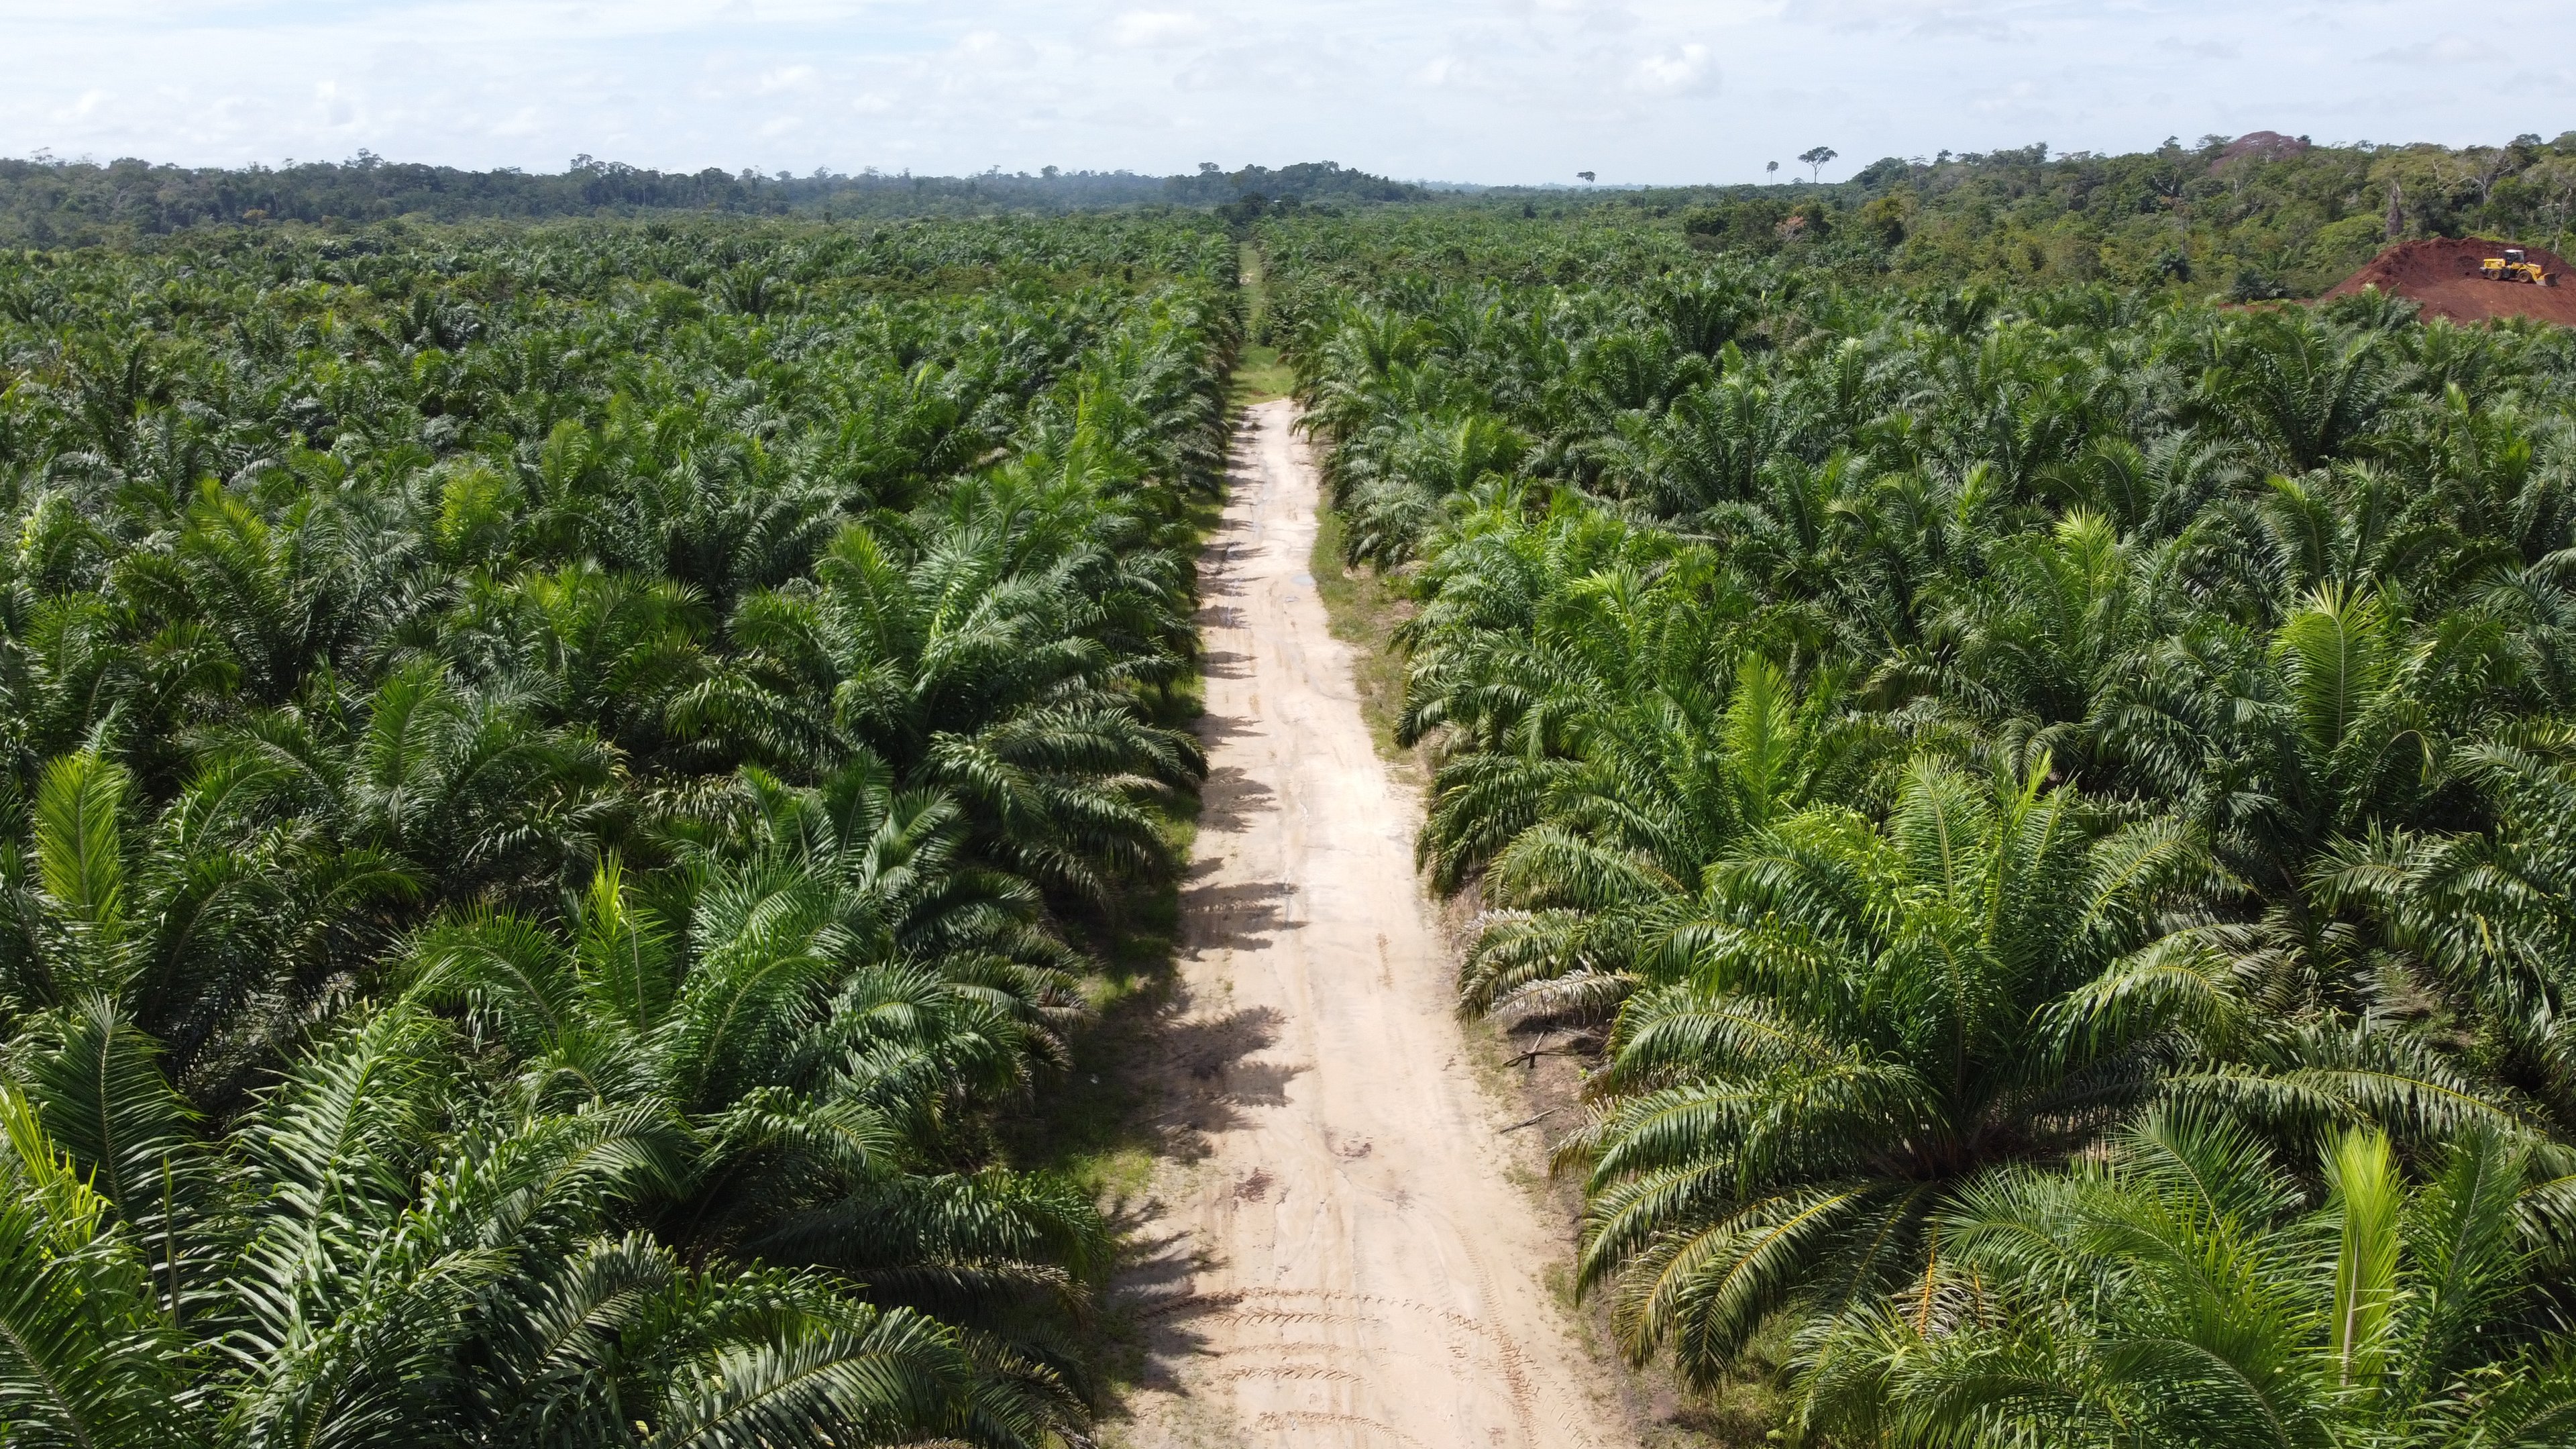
[{"left": 1114, "top": 400, "right": 1627, "bottom": 1449}]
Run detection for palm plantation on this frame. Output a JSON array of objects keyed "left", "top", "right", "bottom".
[
  {"left": 1799, "top": 1112, "right": 2576, "bottom": 1448},
  {"left": 0, "top": 216, "right": 1233, "bottom": 1447},
  {"left": 1272, "top": 206, "right": 2576, "bottom": 1440},
  {"left": 9, "top": 164, "right": 2576, "bottom": 1448},
  {"left": 1560, "top": 757, "right": 2220, "bottom": 1381}
]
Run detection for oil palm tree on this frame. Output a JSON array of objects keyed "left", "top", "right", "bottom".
[
  {"left": 402, "top": 762, "right": 1106, "bottom": 1343},
  {"left": 0, "top": 765, "right": 1106, "bottom": 1449},
  {"left": 1561, "top": 756, "right": 2221, "bottom": 1382},
  {"left": 0, "top": 213, "right": 1238, "bottom": 1448},
  {"left": 209, "top": 661, "right": 623, "bottom": 907},
  {"left": 2315, "top": 725, "right": 2576, "bottom": 1130},
  {"left": 1799, "top": 1110, "right": 2576, "bottom": 1449},
  {"left": 2206, "top": 309, "right": 2408, "bottom": 473},
  {"left": 676, "top": 477, "right": 1201, "bottom": 903},
  {"left": 1400, "top": 501, "right": 1892, "bottom": 1018},
  {"left": 2096, "top": 584, "right": 2469, "bottom": 908},
  {"left": 0, "top": 749, "right": 415, "bottom": 1100},
  {"left": 0, "top": 1044, "right": 1076, "bottom": 1449}
]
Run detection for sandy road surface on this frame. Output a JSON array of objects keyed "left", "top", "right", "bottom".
[{"left": 1112, "top": 400, "right": 1625, "bottom": 1449}]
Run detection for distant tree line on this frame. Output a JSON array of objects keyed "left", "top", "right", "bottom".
[
  {"left": 0, "top": 151, "right": 1427, "bottom": 247},
  {"left": 18, "top": 132, "right": 2576, "bottom": 297},
  {"left": 1470, "top": 131, "right": 2576, "bottom": 297}
]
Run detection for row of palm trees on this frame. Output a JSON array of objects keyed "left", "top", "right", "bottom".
[
  {"left": 0, "top": 217, "right": 1235, "bottom": 1446},
  {"left": 1279, "top": 239, "right": 2576, "bottom": 1443}
]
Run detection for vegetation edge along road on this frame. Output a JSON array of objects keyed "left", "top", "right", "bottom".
[
  {"left": 0, "top": 213, "right": 1240, "bottom": 1449},
  {"left": 1269, "top": 202, "right": 2576, "bottom": 1445},
  {"left": 1110, "top": 395, "right": 1629, "bottom": 1448}
]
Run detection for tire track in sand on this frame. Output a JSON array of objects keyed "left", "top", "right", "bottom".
[{"left": 1111, "top": 400, "right": 1626, "bottom": 1449}]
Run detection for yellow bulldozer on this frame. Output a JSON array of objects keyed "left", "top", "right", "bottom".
[{"left": 2479, "top": 248, "right": 2557, "bottom": 286}]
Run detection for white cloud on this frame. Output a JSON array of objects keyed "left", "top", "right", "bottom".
[
  {"left": 756, "top": 64, "right": 818, "bottom": 95},
  {"left": 1114, "top": 10, "right": 1208, "bottom": 47},
  {"left": 2368, "top": 34, "right": 2498, "bottom": 66},
  {"left": 313, "top": 79, "right": 356, "bottom": 128},
  {"left": 1792, "top": 0, "right": 2031, "bottom": 41},
  {"left": 2160, "top": 36, "right": 2239, "bottom": 60},
  {"left": 0, "top": 0, "right": 2562, "bottom": 182},
  {"left": 1970, "top": 79, "right": 2043, "bottom": 115},
  {"left": 1635, "top": 42, "right": 1713, "bottom": 95}
]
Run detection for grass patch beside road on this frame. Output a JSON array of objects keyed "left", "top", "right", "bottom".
[
  {"left": 1230, "top": 239, "right": 1296, "bottom": 405},
  {"left": 1309, "top": 506, "right": 1415, "bottom": 771},
  {"left": 1229, "top": 343, "right": 1295, "bottom": 403},
  {"left": 999, "top": 477, "right": 1226, "bottom": 1202}
]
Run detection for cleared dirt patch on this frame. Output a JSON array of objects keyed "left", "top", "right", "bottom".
[
  {"left": 1106, "top": 400, "right": 1628, "bottom": 1448},
  {"left": 2324, "top": 237, "right": 2576, "bottom": 325}
]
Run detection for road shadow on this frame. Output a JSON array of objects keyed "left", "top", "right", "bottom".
[
  {"left": 1004, "top": 943, "right": 1301, "bottom": 1399},
  {"left": 1099, "top": 1212, "right": 1230, "bottom": 1397},
  {"left": 1193, "top": 710, "right": 1260, "bottom": 749},
  {"left": 1190, "top": 761, "right": 1273, "bottom": 835},
  {"left": 1198, "top": 646, "right": 1254, "bottom": 680},
  {"left": 1044, "top": 400, "right": 1327, "bottom": 1429},
  {"left": 1197, "top": 553, "right": 1249, "bottom": 598},
  {"left": 1155, "top": 1003, "right": 1295, "bottom": 1134},
  {"left": 1179, "top": 876, "right": 1297, "bottom": 953},
  {"left": 1095, "top": 995, "right": 1305, "bottom": 1411}
]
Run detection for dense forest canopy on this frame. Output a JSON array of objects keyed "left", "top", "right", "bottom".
[
  {"left": 1251, "top": 130, "right": 2576, "bottom": 300},
  {"left": 0, "top": 152, "right": 1425, "bottom": 246},
  {"left": 1619, "top": 129, "right": 2576, "bottom": 297}
]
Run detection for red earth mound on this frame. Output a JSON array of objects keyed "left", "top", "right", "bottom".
[{"left": 2323, "top": 237, "right": 2576, "bottom": 326}]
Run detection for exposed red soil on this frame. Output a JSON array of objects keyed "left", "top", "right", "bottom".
[{"left": 2323, "top": 237, "right": 2576, "bottom": 326}]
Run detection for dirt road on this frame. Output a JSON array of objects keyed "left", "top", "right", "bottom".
[{"left": 1112, "top": 400, "right": 1625, "bottom": 1449}]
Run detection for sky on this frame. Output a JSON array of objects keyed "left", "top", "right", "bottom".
[{"left": 2, "top": 2, "right": 2571, "bottom": 186}]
